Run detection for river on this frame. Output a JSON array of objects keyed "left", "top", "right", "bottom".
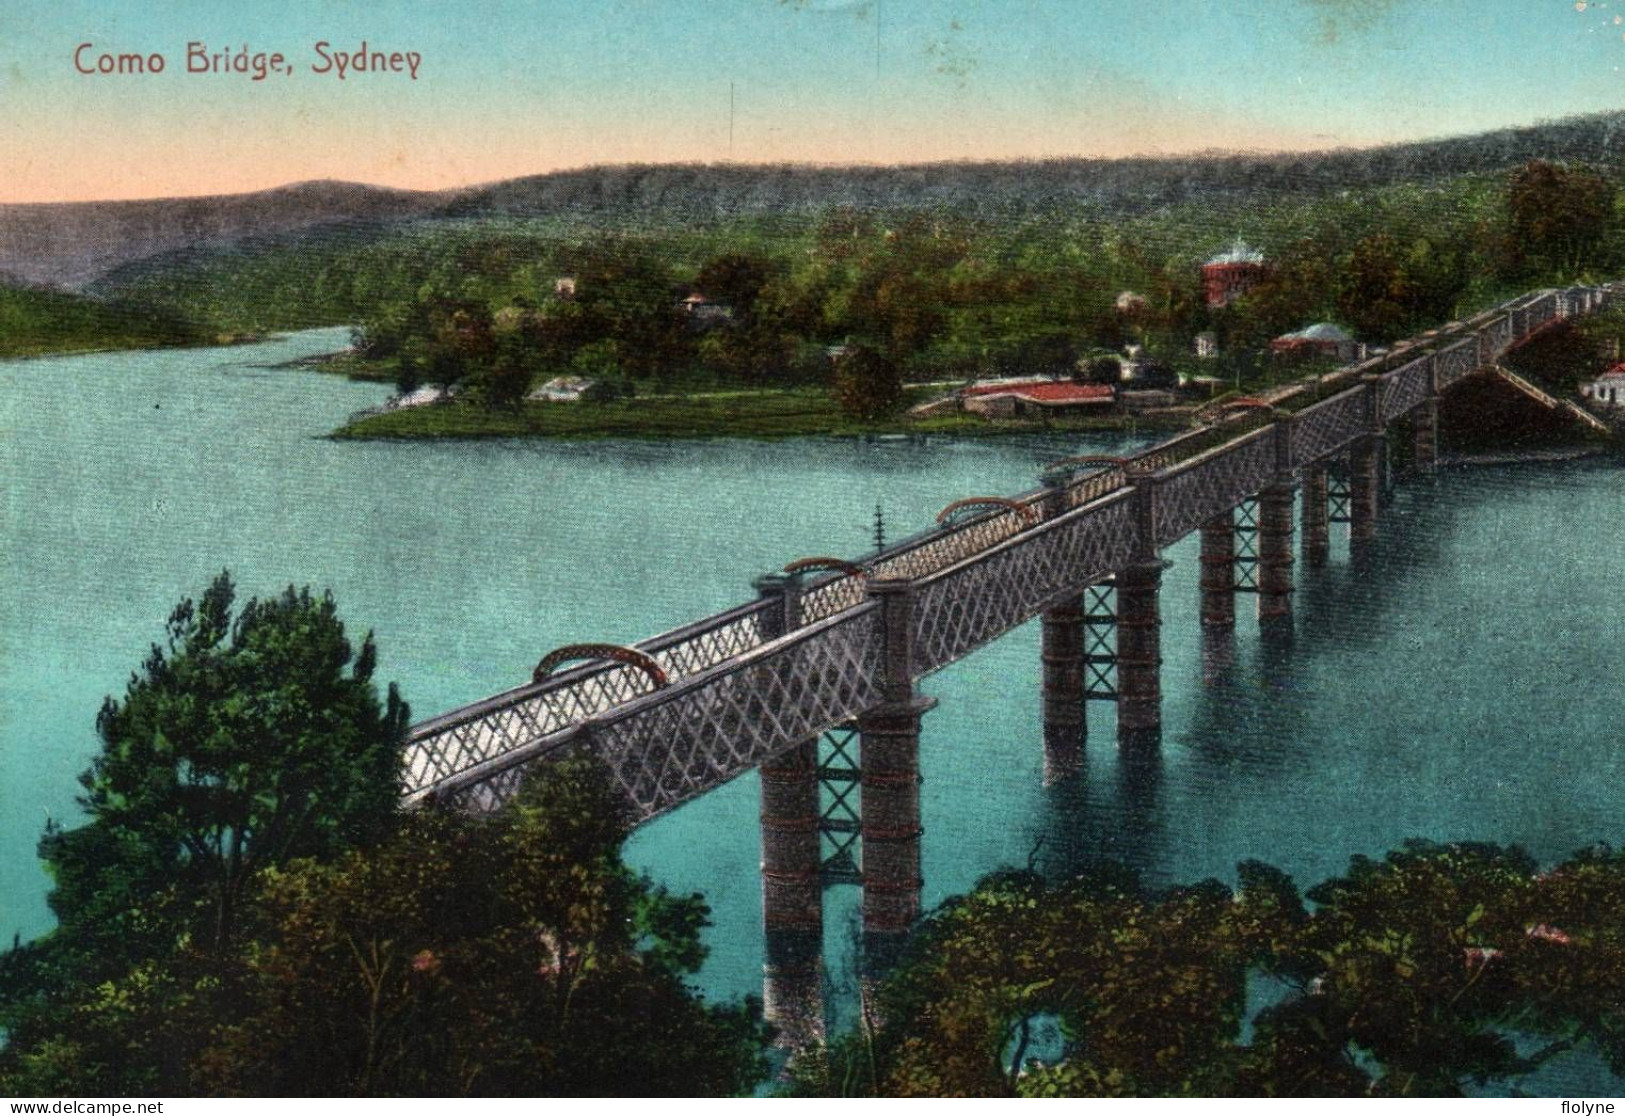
[{"left": 2, "top": 330, "right": 1621, "bottom": 1092}]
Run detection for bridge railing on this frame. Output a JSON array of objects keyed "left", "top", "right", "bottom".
[
  {"left": 799, "top": 462, "right": 1130, "bottom": 625},
  {"left": 402, "top": 283, "right": 1620, "bottom": 812},
  {"left": 1379, "top": 356, "right": 1434, "bottom": 426},
  {"left": 1435, "top": 337, "right": 1479, "bottom": 388}
]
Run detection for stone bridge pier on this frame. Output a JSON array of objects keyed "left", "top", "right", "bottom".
[{"left": 753, "top": 571, "right": 932, "bottom": 1046}]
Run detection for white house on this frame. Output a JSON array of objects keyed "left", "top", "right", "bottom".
[
  {"left": 1581, "top": 365, "right": 1625, "bottom": 407},
  {"left": 386, "top": 385, "right": 454, "bottom": 410},
  {"left": 527, "top": 376, "right": 596, "bottom": 403}
]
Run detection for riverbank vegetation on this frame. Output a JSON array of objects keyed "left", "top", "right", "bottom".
[
  {"left": 787, "top": 844, "right": 1625, "bottom": 1098},
  {"left": 10, "top": 120, "right": 1625, "bottom": 442},
  {"left": 0, "top": 285, "right": 207, "bottom": 358},
  {"left": 4, "top": 578, "right": 1624, "bottom": 1097},
  {"left": 0, "top": 576, "right": 768, "bottom": 1097},
  {"left": 48, "top": 138, "right": 1625, "bottom": 441}
]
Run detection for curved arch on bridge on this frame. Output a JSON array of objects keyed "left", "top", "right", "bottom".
[
  {"left": 533, "top": 643, "right": 670, "bottom": 688},
  {"left": 783, "top": 556, "right": 869, "bottom": 579},
  {"left": 936, "top": 496, "right": 1039, "bottom": 526}
]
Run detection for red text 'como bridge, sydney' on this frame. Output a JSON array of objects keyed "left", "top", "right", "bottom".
[{"left": 398, "top": 283, "right": 1619, "bottom": 1043}]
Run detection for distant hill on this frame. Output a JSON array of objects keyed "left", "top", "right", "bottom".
[
  {"left": 0, "top": 180, "right": 445, "bottom": 289},
  {"left": 10, "top": 112, "right": 1625, "bottom": 289},
  {"left": 448, "top": 112, "right": 1625, "bottom": 220}
]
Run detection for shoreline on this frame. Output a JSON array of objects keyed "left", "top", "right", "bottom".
[
  {"left": 0, "top": 331, "right": 266, "bottom": 364},
  {"left": 327, "top": 395, "right": 1197, "bottom": 442},
  {"left": 1439, "top": 445, "right": 1615, "bottom": 467}
]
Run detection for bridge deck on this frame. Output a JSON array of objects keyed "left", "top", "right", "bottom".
[{"left": 401, "top": 284, "right": 1612, "bottom": 822}]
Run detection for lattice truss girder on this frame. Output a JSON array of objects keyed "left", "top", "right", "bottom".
[
  {"left": 910, "top": 494, "right": 1141, "bottom": 676},
  {"left": 798, "top": 470, "right": 1128, "bottom": 626},
  {"left": 439, "top": 608, "right": 882, "bottom": 820},
  {"left": 401, "top": 285, "right": 1616, "bottom": 817},
  {"left": 1378, "top": 358, "right": 1433, "bottom": 424},
  {"left": 401, "top": 604, "right": 773, "bottom": 796},
  {"left": 1154, "top": 432, "right": 1277, "bottom": 543},
  {"left": 1289, "top": 389, "right": 1369, "bottom": 469},
  {"left": 1435, "top": 340, "right": 1479, "bottom": 387}
]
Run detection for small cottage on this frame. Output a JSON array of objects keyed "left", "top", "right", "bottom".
[
  {"left": 527, "top": 376, "right": 597, "bottom": 403},
  {"left": 1580, "top": 365, "right": 1625, "bottom": 407},
  {"left": 958, "top": 379, "right": 1115, "bottom": 419},
  {"left": 386, "top": 385, "right": 454, "bottom": 411},
  {"left": 679, "top": 293, "right": 734, "bottom": 327},
  {"left": 1271, "top": 323, "right": 1359, "bottom": 364}
]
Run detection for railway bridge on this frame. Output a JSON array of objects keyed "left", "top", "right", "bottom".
[{"left": 398, "top": 283, "right": 1618, "bottom": 1043}]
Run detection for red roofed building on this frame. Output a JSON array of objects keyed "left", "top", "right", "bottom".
[
  {"left": 1202, "top": 240, "right": 1269, "bottom": 307},
  {"left": 1581, "top": 365, "right": 1625, "bottom": 407},
  {"left": 958, "top": 379, "right": 1115, "bottom": 419}
]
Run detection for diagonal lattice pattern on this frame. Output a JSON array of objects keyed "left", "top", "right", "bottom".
[
  {"left": 1154, "top": 429, "right": 1277, "bottom": 543},
  {"left": 1379, "top": 357, "right": 1434, "bottom": 424},
  {"left": 1064, "top": 466, "right": 1129, "bottom": 510},
  {"left": 587, "top": 607, "right": 881, "bottom": 820},
  {"left": 401, "top": 599, "right": 775, "bottom": 798},
  {"left": 1435, "top": 339, "right": 1479, "bottom": 388},
  {"left": 404, "top": 283, "right": 1622, "bottom": 824},
  {"left": 911, "top": 491, "right": 1141, "bottom": 675},
  {"left": 438, "top": 606, "right": 881, "bottom": 820},
  {"left": 1289, "top": 388, "right": 1369, "bottom": 469},
  {"left": 800, "top": 574, "right": 867, "bottom": 624},
  {"left": 798, "top": 496, "right": 1052, "bottom": 625}
]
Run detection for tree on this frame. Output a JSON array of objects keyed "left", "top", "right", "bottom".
[
  {"left": 0, "top": 573, "right": 410, "bottom": 1094},
  {"left": 788, "top": 843, "right": 1625, "bottom": 1098},
  {"left": 1335, "top": 234, "right": 1465, "bottom": 343},
  {"left": 1508, "top": 160, "right": 1615, "bottom": 278},
  {"left": 1243, "top": 841, "right": 1625, "bottom": 1097},
  {"left": 831, "top": 345, "right": 904, "bottom": 421},
  {"left": 70, "top": 573, "right": 409, "bottom": 956},
  {"left": 196, "top": 755, "right": 770, "bottom": 1097},
  {"left": 694, "top": 252, "right": 777, "bottom": 323}
]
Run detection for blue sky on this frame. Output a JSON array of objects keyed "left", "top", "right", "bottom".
[{"left": 2, "top": 0, "right": 1622, "bottom": 201}]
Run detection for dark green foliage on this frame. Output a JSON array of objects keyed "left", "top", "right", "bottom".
[
  {"left": 0, "top": 286, "right": 205, "bottom": 357},
  {"left": 0, "top": 582, "right": 767, "bottom": 1097},
  {"left": 196, "top": 755, "right": 769, "bottom": 1097},
  {"left": 0, "top": 573, "right": 408, "bottom": 1093},
  {"left": 1335, "top": 234, "right": 1468, "bottom": 343},
  {"left": 1508, "top": 160, "right": 1616, "bottom": 278},
  {"left": 791, "top": 843, "right": 1625, "bottom": 1098},
  {"left": 832, "top": 345, "right": 904, "bottom": 420},
  {"left": 77, "top": 573, "right": 408, "bottom": 955}
]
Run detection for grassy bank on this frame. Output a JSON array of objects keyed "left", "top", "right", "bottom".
[{"left": 331, "top": 388, "right": 1190, "bottom": 441}]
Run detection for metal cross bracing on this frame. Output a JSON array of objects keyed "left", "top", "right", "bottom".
[
  {"left": 816, "top": 724, "right": 863, "bottom": 886},
  {"left": 1327, "top": 459, "right": 1353, "bottom": 525},
  {"left": 1232, "top": 499, "right": 1261, "bottom": 594},
  {"left": 1082, "top": 580, "right": 1119, "bottom": 703},
  {"left": 397, "top": 281, "right": 1623, "bottom": 822}
]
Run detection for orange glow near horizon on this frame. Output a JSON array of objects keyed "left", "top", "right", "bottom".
[{"left": 2, "top": 110, "right": 1366, "bottom": 205}]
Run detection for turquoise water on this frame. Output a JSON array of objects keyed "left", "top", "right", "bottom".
[{"left": 3, "top": 331, "right": 1622, "bottom": 1091}]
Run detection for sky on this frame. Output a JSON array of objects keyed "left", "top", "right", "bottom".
[{"left": 2, "top": 0, "right": 1624, "bottom": 203}]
